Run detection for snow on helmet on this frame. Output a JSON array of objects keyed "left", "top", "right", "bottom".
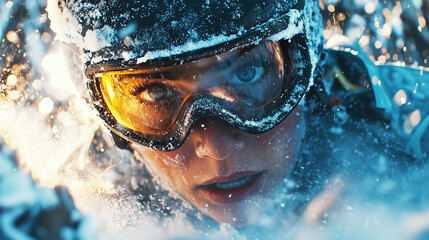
[
  {"left": 46, "top": 0, "right": 324, "bottom": 151},
  {"left": 47, "top": 0, "right": 322, "bottom": 66}
]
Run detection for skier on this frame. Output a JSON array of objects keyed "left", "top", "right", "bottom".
[{"left": 46, "top": 0, "right": 429, "bottom": 228}]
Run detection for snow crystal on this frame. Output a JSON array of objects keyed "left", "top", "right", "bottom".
[
  {"left": 118, "top": 22, "right": 137, "bottom": 39},
  {"left": 83, "top": 26, "right": 116, "bottom": 52},
  {"left": 268, "top": 9, "right": 303, "bottom": 42},
  {"left": 46, "top": 0, "right": 84, "bottom": 48},
  {"left": 0, "top": 138, "right": 94, "bottom": 240},
  {"left": 136, "top": 34, "right": 239, "bottom": 64}
]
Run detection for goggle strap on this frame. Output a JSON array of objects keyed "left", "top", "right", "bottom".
[
  {"left": 111, "top": 130, "right": 133, "bottom": 151},
  {"left": 305, "top": 50, "right": 331, "bottom": 116},
  {"left": 305, "top": 85, "right": 332, "bottom": 116}
]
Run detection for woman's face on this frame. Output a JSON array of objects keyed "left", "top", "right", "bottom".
[
  {"left": 132, "top": 106, "right": 304, "bottom": 225},
  {"left": 118, "top": 40, "right": 305, "bottom": 225}
]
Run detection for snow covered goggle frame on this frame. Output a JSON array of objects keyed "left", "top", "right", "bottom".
[{"left": 86, "top": 35, "right": 312, "bottom": 151}]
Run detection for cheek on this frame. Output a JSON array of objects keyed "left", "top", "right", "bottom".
[
  {"left": 269, "top": 111, "right": 303, "bottom": 155},
  {"left": 135, "top": 143, "right": 193, "bottom": 171},
  {"left": 240, "top": 108, "right": 304, "bottom": 204},
  {"left": 248, "top": 107, "right": 304, "bottom": 158},
  {"left": 132, "top": 143, "right": 195, "bottom": 191}
]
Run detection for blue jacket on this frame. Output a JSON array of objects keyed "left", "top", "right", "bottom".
[{"left": 323, "top": 47, "right": 429, "bottom": 160}]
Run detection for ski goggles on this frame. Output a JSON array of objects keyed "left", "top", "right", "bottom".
[{"left": 86, "top": 35, "right": 311, "bottom": 151}]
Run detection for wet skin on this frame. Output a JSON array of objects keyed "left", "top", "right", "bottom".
[{"left": 132, "top": 106, "right": 304, "bottom": 225}]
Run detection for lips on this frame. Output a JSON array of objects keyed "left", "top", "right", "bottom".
[{"left": 197, "top": 171, "right": 264, "bottom": 204}]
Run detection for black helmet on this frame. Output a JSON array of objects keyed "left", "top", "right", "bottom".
[{"left": 47, "top": 0, "right": 324, "bottom": 151}]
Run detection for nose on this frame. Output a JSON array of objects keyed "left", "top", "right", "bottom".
[{"left": 193, "top": 117, "right": 245, "bottom": 160}]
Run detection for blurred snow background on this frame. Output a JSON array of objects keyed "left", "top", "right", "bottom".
[
  {"left": 321, "top": 0, "right": 429, "bottom": 67},
  {"left": 0, "top": 0, "right": 428, "bottom": 239}
]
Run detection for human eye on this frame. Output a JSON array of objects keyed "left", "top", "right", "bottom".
[
  {"left": 232, "top": 64, "right": 265, "bottom": 83},
  {"left": 230, "top": 55, "right": 266, "bottom": 85},
  {"left": 129, "top": 80, "right": 177, "bottom": 103}
]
